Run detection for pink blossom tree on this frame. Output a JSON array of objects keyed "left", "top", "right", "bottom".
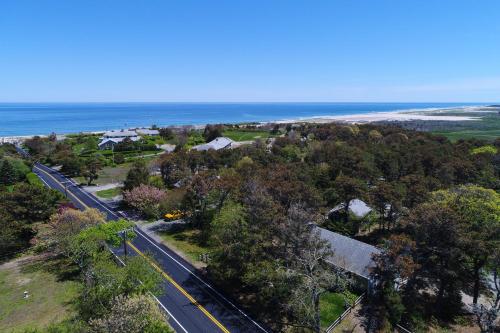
[{"left": 123, "top": 184, "right": 166, "bottom": 219}]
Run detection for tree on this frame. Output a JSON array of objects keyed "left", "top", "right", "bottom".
[
  {"left": 209, "top": 201, "right": 249, "bottom": 283},
  {"left": 286, "top": 228, "right": 348, "bottom": 333},
  {"left": 82, "top": 156, "right": 103, "bottom": 186},
  {"left": 403, "top": 203, "right": 464, "bottom": 318},
  {"left": 370, "top": 181, "right": 405, "bottom": 230},
  {"left": 0, "top": 159, "right": 16, "bottom": 185},
  {"left": 47, "top": 208, "right": 106, "bottom": 258},
  {"left": 60, "top": 156, "right": 83, "bottom": 177},
  {"left": 77, "top": 254, "right": 162, "bottom": 320},
  {"left": 123, "top": 159, "right": 150, "bottom": 191},
  {"left": 184, "top": 174, "right": 212, "bottom": 227},
  {"left": 332, "top": 175, "right": 366, "bottom": 223},
  {"left": 159, "top": 127, "right": 174, "bottom": 140},
  {"left": 370, "top": 235, "right": 418, "bottom": 330},
  {"left": 203, "top": 124, "right": 224, "bottom": 142},
  {"left": 89, "top": 295, "right": 172, "bottom": 333},
  {"left": 123, "top": 184, "right": 166, "bottom": 219},
  {"left": 160, "top": 152, "right": 190, "bottom": 188},
  {"left": 433, "top": 185, "right": 500, "bottom": 304}
]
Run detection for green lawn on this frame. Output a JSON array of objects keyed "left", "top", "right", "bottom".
[
  {"left": 74, "top": 163, "right": 132, "bottom": 185},
  {"left": 95, "top": 187, "right": 122, "bottom": 198},
  {"left": 320, "top": 291, "right": 358, "bottom": 329},
  {"left": 432, "top": 129, "right": 500, "bottom": 142},
  {"left": 0, "top": 255, "right": 80, "bottom": 332},
  {"left": 223, "top": 129, "right": 275, "bottom": 141},
  {"left": 159, "top": 228, "right": 212, "bottom": 265}
]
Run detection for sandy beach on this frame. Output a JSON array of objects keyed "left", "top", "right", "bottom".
[{"left": 1, "top": 105, "right": 491, "bottom": 143}]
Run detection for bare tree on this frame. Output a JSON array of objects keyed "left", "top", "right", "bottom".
[{"left": 286, "top": 225, "right": 348, "bottom": 333}]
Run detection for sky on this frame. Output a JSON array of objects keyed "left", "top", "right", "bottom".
[{"left": 1, "top": 0, "right": 499, "bottom": 102}]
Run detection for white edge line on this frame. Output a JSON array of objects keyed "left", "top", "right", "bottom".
[
  {"left": 39, "top": 164, "right": 267, "bottom": 332},
  {"left": 107, "top": 247, "right": 189, "bottom": 333},
  {"left": 134, "top": 227, "right": 269, "bottom": 333},
  {"left": 35, "top": 166, "right": 187, "bottom": 333}
]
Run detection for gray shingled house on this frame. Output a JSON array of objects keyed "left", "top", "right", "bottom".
[{"left": 316, "top": 226, "right": 380, "bottom": 292}]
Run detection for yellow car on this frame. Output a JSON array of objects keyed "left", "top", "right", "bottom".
[{"left": 164, "top": 210, "right": 184, "bottom": 221}]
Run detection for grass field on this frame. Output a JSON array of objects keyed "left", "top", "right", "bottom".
[
  {"left": 432, "top": 129, "right": 500, "bottom": 142},
  {"left": 223, "top": 129, "right": 275, "bottom": 141},
  {"left": 95, "top": 187, "right": 122, "bottom": 198},
  {"left": 74, "top": 163, "right": 131, "bottom": 185},
  {"left": 159, "top": 228, "right": 212, "bottom": 265},
  {"left": 320, "top": 290, "right": 359, "bottom": 329},
  {"left": 0, "top": 255, "right": 80, "bottom": 332}
]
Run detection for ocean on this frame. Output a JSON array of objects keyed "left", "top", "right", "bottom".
[{"left": 0, "top": 102, "right": 483, "bottom": 137}]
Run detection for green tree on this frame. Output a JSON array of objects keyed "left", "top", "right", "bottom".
[
  {"left": 89, "top": 294, "right": 173, "bottom": 333},
  {"left": 433, "top": 185, "right": 500, "bottom": 304},
  {"left": 82, "top": 156, "right": 103, "bottom": 185},
  {"left": 60, "top": 156, "right": 83, "bottom": 177},
  {"left": 332, "top": 175, "right": 366, "bottom": 223},
  {"left": 123, "top": 159, "right": 150, "bottom": 191},
  {"left": 0, "top": 159, "right": 16, "bottom": 185},
  {"left": 209, "top": 201, "right": 249, "bottom": 283},
  {"left": 203, "top": 124, "right": 223, "bottom": 142}
]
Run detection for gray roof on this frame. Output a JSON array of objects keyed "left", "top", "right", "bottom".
[
  {"left": 317, "top": 227, "right": 380, "bottom": 279},
  {"left": 330, "top": 199, "right": 372, "bottom": 218},
  {"left": 136, "top": 129, "right": 160, "bottom": 135},
  {"left": 104, "top": 130, "right": 138, "bottom": 138},
  {"left": 192, "top": 137, "right": 234, "bottom": 151},
  {"left": 98, "top": 136, "right": 139, "bottom": 146}
]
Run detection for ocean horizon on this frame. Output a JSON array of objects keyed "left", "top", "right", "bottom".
[{"left": 0, "top": 102, "right": 486, "bottom": 137}]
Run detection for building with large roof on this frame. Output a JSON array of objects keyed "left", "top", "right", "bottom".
[{"left": 192, "top": 137, "right": 234, "bottom": 151}]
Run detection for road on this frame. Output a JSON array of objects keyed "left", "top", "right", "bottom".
[{"left": 32, "top": 161, "right": 268, "bottom": 333}]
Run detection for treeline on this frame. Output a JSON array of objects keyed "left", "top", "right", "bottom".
[
  {"left": 0, "top": 143, "right": 64, "bottom": 261},
  {"left": 148, "top": 123, "right": 499, "bottom": 331}
]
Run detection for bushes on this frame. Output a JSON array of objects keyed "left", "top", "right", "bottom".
[{"left": 26, "top": 172, "right": 44, "bottom": 187}]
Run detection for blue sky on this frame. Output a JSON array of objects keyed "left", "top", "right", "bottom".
[{"left": 1, "top": 0, "right": 499, "bottom": 102}]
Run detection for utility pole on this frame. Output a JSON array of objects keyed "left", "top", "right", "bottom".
[{"left": 118, "top": 228, "right": 134, "bottom": 260}]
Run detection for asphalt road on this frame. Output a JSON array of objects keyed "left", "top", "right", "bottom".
[{"left": 32, "top": 161, "right": 268, "bottom": 333}]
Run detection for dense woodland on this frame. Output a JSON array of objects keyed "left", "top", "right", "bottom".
[
  {"left": 7, "top": 122, "right": 500, "bottom": 332},
  {"left": 155, "top": 123, "right": 500, "bottom": 332}
]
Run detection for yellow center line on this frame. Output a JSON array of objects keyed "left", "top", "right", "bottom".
[{"left": 35, "top": 165, "right": 230, "bottom": 333}]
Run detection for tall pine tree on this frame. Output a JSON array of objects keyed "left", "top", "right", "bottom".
[{"left": 0, "top": 159, "right": 16, "bottom": 186}]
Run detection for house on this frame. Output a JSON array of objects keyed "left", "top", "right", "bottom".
[
  {"left": 98, "top": 130, "right": 141, "bottom": 150},
  {"left": 329, "top": 199, "right": 373, "bottom": 219},
  {"left": 103, "top": 130, "right": 138, "bottom": 139},
  {"left": 98, "top": 136, "right": 140, "bottom": 150},
  {"left": 136, "top": 129, "right": 160, "bottom": 136},
  {"left": 316, "top": 226, "right": 380, "bottom": 292},
  {"left": 192, "top": 137, "right": 234, "bottom": 151}
]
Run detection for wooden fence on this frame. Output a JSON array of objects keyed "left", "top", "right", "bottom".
[{"left": 324, "top": 293, "right": 365, "bottom": 333}]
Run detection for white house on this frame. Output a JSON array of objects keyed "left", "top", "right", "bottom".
[{"left": 192, "top": 137, "right": 234, "bottom": 151}]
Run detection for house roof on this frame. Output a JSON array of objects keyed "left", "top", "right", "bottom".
[
  {"left": 317, "top": 226, "right": 380, "bottom": 279},
  {"left": 192, "top": 137, "right": 234, "bottom": 151},
  {"left": 330, "top": 199, "right": 372, "bottom": 218},
  {"left": 103, "top": 130, "right": 138, "bottom": 138},
  {"left": 98, "top": 136, "right": 139, "bottom": 146},
  {"left": 136, "top": 129, "right": 159, "bottom": 135}
]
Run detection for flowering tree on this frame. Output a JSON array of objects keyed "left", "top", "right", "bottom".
[{"left": 123, "top": 184, "right": 166, "bottom": 219}]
